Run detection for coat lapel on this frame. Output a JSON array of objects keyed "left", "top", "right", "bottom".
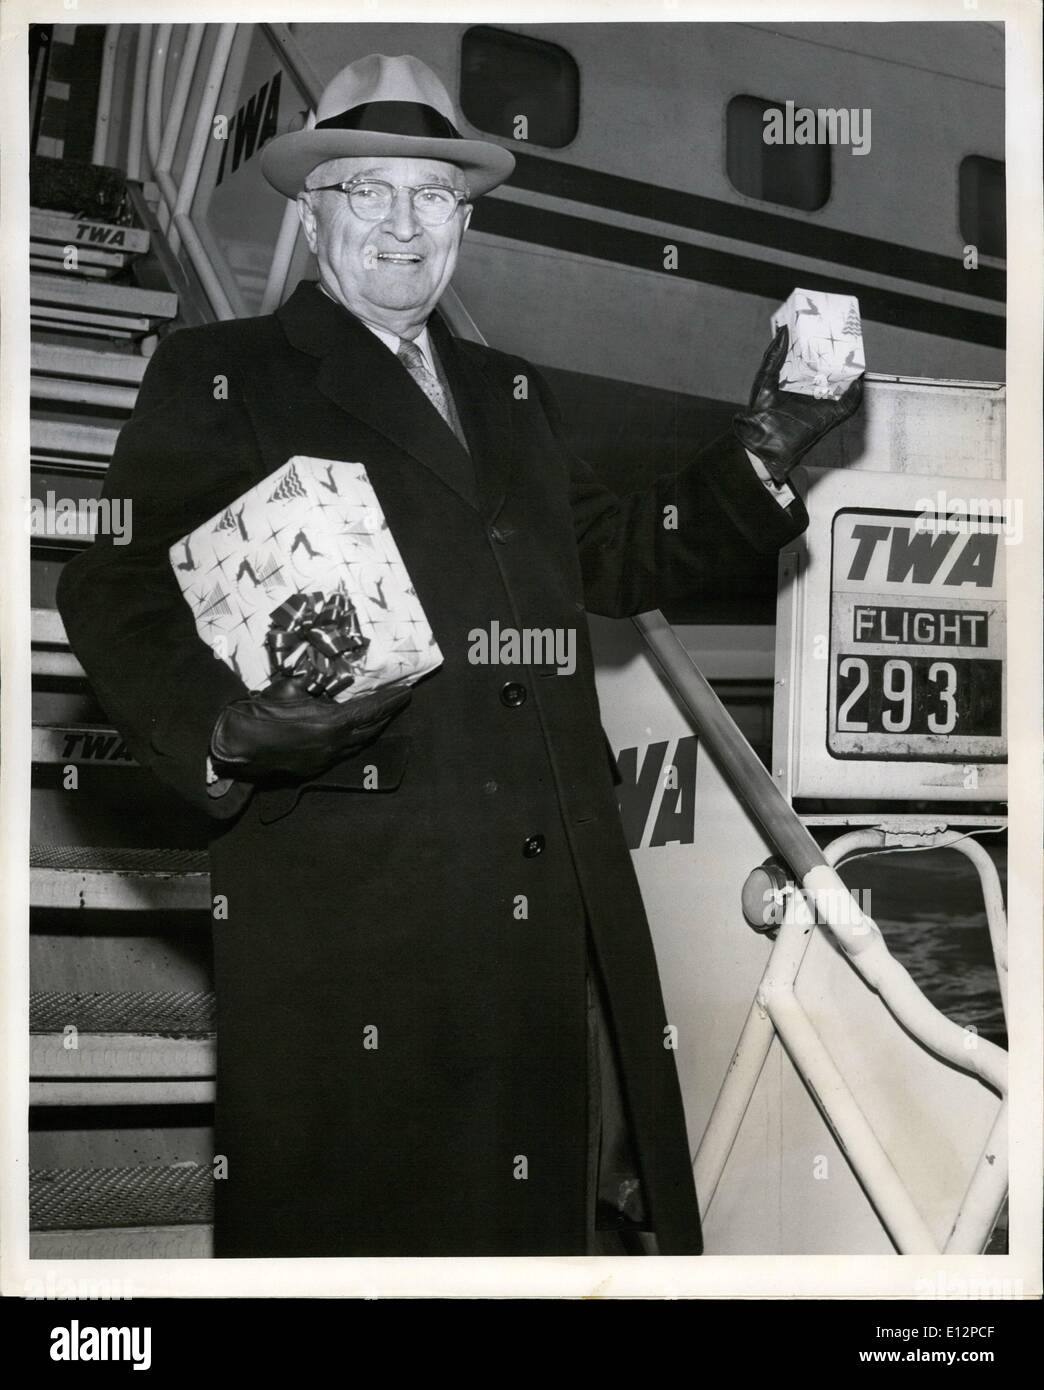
[
  {"left": 276, "top": 282, "right": 480, "bottom": 511},
  {"left": 428, "top": 312, "right": 515, "bottom": 524}
]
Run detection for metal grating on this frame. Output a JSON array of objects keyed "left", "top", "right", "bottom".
[
  {"left": 31, "top": 1164, "right": 214, "bottom": 1231},
  {"left": 30, "top": 845, "right": 209, "bottom": 874},
  {"left": 30, "top": 990, "right": 215, "bottom": 1036}
]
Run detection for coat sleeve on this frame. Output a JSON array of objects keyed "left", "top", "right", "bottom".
[
  {"left": 527, "top": 363, "right": 809, "bottom": 620},
  {"left": 55, "top": 327, "right": 261, "bottom": 816}
]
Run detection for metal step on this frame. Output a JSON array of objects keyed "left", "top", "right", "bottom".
[
  {"left": 31, "top": 418, "right": 118, "bottom": 470},
  {"left": 31, "top": 341, "right": 145, "bottom": 410},
  {"left": 31, "top": 256, "right": 121, "bottom": 280},
  {"left": 30, "top": 845, "right": 210, "bottom": 911},
  {"left": 32, "top": 341, "right": 148, "bottom": 385},
  {"left": 31, "top": 608, "right": 85, "bottom": 680},
  {"left": 30, "top": 207, "right": 151, "bottom": 256},
  {"left": 33, "top": 607, "right": 69, "bottom": 645},
  {"left": 31, "top": 273, "right": 176, "bottom": 336},
  {"left": 32, "top": 987, "right": 214, "bottom": 1036},
  {"left": 31, "top": 1162, "right": 213, "bottom": 1231},
  {"left": 31, "top": 1081, "right": 216, "bottom": 1106},
  {"left": 31, "top": 309, "right": 150, "bottom": 340},
  {"left": 31, "top": 375, "right": 138, "bottom": 412},
  {"left": 30, "top": 989, "right": 215, "bottom": 1103},
  {"left": 33, "top": 724, "right": 135, "bottom": 765},
  {"left": 30, "top": 1224, "right": 212, "bottom": 1259}
]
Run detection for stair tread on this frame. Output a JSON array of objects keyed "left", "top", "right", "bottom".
[
  {"left": 31, "top": 272, "right": 176, "bottom": 318},
  {"left": 32, "top": 608, "right": 69, "bottom": 645},
  {"left": 31, "top": 342, "right": 148, "bottom": 383},
  {"left": 30, "top": 1225, "right": 212, "bottom": 1258},
  {"left": 30, "top": 207, "right": 150, "bottom": 254},
  {"left": 30, "top": 989, "right": 215, "bottom": 1035},
  {"left": 31, "top": 377, "right": 139, "bottom": 411},
  {"left": 30, "top": 845, "right": 209, "bottom": 875},
  {"left": 31, "top": 1163, "right": 213, "bottom": 1231},
  {"left": 31, "top": 418, "right": 118, "bottom": 457},
  {"left": 32, "top": 724, "right": 135, "bottom": 765}
]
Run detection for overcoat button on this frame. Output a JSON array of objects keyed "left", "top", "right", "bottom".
[
  {"left": 522, "top": 834, "right": 545, "bottom": 858},
  {"left": 500, "top": 681, "right": 527, "bottom": 708},
  {"left": 489, "top": 525, "right": 509, "bottom": 544}
]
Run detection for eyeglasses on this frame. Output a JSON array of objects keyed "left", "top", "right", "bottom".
[{"left": 307, "top": 178, "right": 471, "bottom": 227}]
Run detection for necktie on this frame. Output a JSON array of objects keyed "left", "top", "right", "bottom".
[{"left": 397, "top": 339, "right": 469, "bottom": 452}]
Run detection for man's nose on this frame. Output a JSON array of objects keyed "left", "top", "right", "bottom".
[{"left": 384, "top": 188, "right": 421, "bottom": 239}]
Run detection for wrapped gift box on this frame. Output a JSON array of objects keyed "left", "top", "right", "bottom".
[
  {"left": 170, "top": 456, "right": 442, "bottom": 700},
  {"left": 771, "top": 288, "right": 866, "bottom": 400}
]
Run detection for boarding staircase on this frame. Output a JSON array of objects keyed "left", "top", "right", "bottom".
[{"left": 29, "top": 166, "right": 218, "bottom": 1258}]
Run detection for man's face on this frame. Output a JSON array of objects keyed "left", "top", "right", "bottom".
[{"left": 297, "top": 155, "right": 472, "bottom": 333}]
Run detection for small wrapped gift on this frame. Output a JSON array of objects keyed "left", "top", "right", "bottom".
[
  {"left": 170, "top": 456, "right": 442, "bottom": 700},
  {"left": 770, "top": 288, "right": 865, "bottom": 400}
]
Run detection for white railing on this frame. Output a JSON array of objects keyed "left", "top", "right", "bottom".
[{"left": 634, "top": 613, "right": 1008, "bottom": 1255}]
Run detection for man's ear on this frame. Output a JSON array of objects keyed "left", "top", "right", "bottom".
[
  {"left": 297, "top": 192, "right": 318, "bottom": 253},
  {"left": 460, "top": 203, "right": 473, "bottom": 240}
]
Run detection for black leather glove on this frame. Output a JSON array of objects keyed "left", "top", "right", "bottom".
[
  {"left": 733, "top": 324, "right": 864, "bottom": 486},
  {"left": 210, "top": 675, "right": 411, "bottom": 783}
]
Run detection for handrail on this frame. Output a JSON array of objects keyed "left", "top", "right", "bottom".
[
  {"left": 633, "top": 610, "right": 1007, "bottom": 1095},
  {"left": 760, "top": 888, "right": 941, "bottom": 1253},
  {"left": 153, "top": 25, "right": 205, "bottom": 243},
  {"left": 169, "top": 26, "right": 239, "bottom": 310},
  {"left": 692, "top": 826, "right": 1007, "bottom": 1252},
  {"left": 91, "top": 26, "right": 121, "bottom": 167},
  {"left": 260, "top": 107, "right": 316, "bottom": 315},
  {"left": 261, "top": 22, "right": 326, "bottom": 106},
  {"left": 632, "top": 611, "right": 828, "bottom": 881},
  {"left": 145, "top": 25, "right": 172, "bottom": 189},
  {"left": 125, "top": 25, "right": 152, "bottom": 182},
  {"left": 137, "top": 23, "right": 239, "bottom": 320},
  {"left": 641, "top": 613, "right": 1008, "bottom": 1251}
]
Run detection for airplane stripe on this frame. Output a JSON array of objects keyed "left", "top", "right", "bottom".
[
  {"left": 502, "top": 150, "right": 1005, "bottom": 304},
  {"left": 469, "top": 198, "right": 1004, "bottom": 349}
]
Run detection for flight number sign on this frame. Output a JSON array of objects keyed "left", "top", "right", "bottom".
[{"left": 828, "top": 509, "right": 1005, "bottom": 761}]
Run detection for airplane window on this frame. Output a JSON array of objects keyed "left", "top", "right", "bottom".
[
  {"left": 460, "top": 25, "right": 579, "bottom": 149},
  {"left": 725, "top": 95, "right": 830, "bottom": 212},
  {"left": 959, "top": 155, "right": 1005, "bottom": 260}
]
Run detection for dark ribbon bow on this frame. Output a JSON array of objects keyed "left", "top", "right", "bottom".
[{"left": 265, "top": 591, "right": 370, "bottom": 698}]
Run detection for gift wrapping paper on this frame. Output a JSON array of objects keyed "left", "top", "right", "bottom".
[
  {"left": 170, "top": 455, "right": 442, "bottom": 700},
  {"left": 770, "top": 288, "right": 866, "bottom": 400}
]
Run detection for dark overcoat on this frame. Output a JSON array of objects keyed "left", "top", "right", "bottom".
[{"left": 56, "top": 281, "right": 806, "bottom": 1257}]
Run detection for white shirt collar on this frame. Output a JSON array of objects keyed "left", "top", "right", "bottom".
[{"left": 316, "top": 281, "right": 435, "bottom": 372}]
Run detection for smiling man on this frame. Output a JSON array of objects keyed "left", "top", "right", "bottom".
[
  {"left": 56, "top": 54, "right": 861, "bottom": 1258},
  {"left": 299, "top": 157, "right": 472, "bottom": 330}
]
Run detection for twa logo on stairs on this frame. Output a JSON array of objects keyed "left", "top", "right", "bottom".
[{"left": 616, "top": 735, "right": 699, "bottom": 850}]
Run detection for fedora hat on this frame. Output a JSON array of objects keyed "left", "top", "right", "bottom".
[{"left": 261, "top": 53, "right": 516, "bottom": 199}]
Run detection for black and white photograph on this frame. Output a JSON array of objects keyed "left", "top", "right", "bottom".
[{"left": 1, "top": 0, "right": 1041, "bottom": 1316}]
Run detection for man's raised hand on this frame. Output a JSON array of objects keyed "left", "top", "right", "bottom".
[{"left": 733, "top": 324, "right": 864, "bottom": 486}]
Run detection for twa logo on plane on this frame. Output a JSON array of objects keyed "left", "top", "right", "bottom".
[
  {"left": 615, "top": 735, "right": 698, "bottom": 850},
  {"left": 215, "top": 72, "right": 283, "bottom": 185}
]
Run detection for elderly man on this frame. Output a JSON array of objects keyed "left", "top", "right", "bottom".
[{"left": 57, "top": 54, "right": 860, "bottom": 1258}]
